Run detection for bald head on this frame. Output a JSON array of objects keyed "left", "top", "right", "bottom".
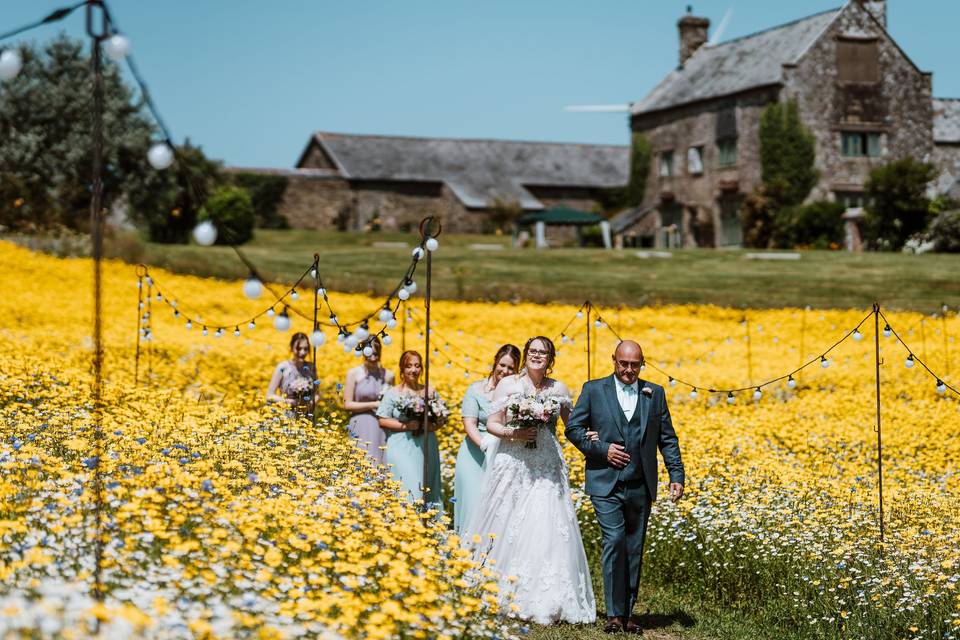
[{"left": 612, "top": 340, "right": 643, "bottom": 384}]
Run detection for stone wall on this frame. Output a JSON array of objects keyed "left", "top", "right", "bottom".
[
  {"left": 933, "top": 144, "right": 960, "bottom": 199},
  {"left": 784, "top": 2, "right": 933, "bottom": 201}
]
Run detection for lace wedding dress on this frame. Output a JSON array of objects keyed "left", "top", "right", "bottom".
[{"left": 461, "top": 377, "right": 596, "bottom": 624}]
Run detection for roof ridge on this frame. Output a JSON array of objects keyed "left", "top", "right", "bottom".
[
  {"left": 934, "top": 97, "right": 960, "bottom": 102},
  {"left": 314, "top": 131, "right": 627, "bottom": 149},
  {"left": 702, "top": 6, "right": 841, "bottom": 50}
]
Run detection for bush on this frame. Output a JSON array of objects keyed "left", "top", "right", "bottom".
[
  {"left": 772, "top": 201, "right": 845, "bottom": 249},
  {"left": 928, "top": 209, "right": 960, "bottom": 253},
  {"left": 863, "top": 157, "right": 937, "bottom": 250},
  {"left": 198, "top": 185, "right": 255, "bottom": 245},
  {"left": 230, "top": 173, "right": 289, "bottom": 229},
  {"left": 739, "top": 188, "right": 775, "bottom": 248}
]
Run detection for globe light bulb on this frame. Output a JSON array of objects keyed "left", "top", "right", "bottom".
[
  {"left": 0, "top": 49, "right": 23, "bottom": 81},
  {"left": 192, "top": 220, "right": 217, "bottom": 246},
  {"left": 310, "top": 329, "right": 325, "bottom": 347},
  {"left": 382, "top": 335, "right": 393, "bottom": 346},
  {"left": 387, "top": 318, "right": 398, "bottom": 330},
  {"left": 753, "top": 388, "right": 762, "bottom": 400},
  {"left": 104, "top": 34, "right": 130, "bottom": 61},
  {"left": 337, "top": 332, "right": 346, "bottom": 344},
  {"left": 883, "top": 325, "right": 892, "bottom": 338},
  {"left": 905, "top": 355, "right": 915, "bottom": 368},
  {"left": 329, "top": 314, "right": 338, "bottom": 325},
  {"left": 363, "top": 346, "right": 374, "bottom": 357},
  {"left": 727, "top": 392, "right": 735, "bottom": 404},
  {"left": 267, "top": 307, "right": 276, "bottom": 317},
  {"left": 290, "top": 290, "right": 299, "bottom": 301},
  {"left": 318, "top": 287, "right": 326, "bottom": 297},
  {"left": 936, "top": 380, "right": 947, "bottom": 394},
  {"left": 405, "top": 280, "right": 417, "bottom": 294},
  {"left": 787, "top": 376, "right": 797, "bottom": 389},
  {"left": 669, "top": 377, "right": 677, "bottom": 387},
  {"left": 202, "top": 327, "right": 209, "bottom": 337},
  {"left": 398, "top": 288, "right": 411, "bottom": 301},
  {"left": 425, "top": 238, "right": 439, "bottom": 252},
  {"left": 273, "top": 310, "right": 291, "bottom": 332},
  {"left": 412, "top": 247, "right": 425, "bottom": 260},
  {"left": 820, "top": 356, "right": 830, "bottom": 369},
  {"left": 853, "top": 330, "right": 863, "bottom": 341},
  {"left": 243, "top": 277, "right": 262, "bottom": 299},
  {"left": 248, "top": 321, "right": 256, "bottom": 330},
  {"left": 690, "top": 388, "right": 698, "bottom": 399},
  {"left": 185, "top": 320, "right": 192, "bottom": 330},
  {"left": 594, "top": 320, "right": 602, "bottom": 328},
  {"left": 147, "top": 143, "right": 174, "bottom": 170},
  {"left": 345, "top": 334, "right": 359, "bottom": 349},
  {"left": 233, "top": 327, "right": 241, "bottom": 337},
  {"left": 354, "top": 325, "right": 370, "bottom": 341},
  {"left": 576, "top": 311, "right": 584, "bottom": 319},
  {"left": 379, "top": 307, "right": 393, "bottom": 324},
  {"left": 353, "top": 348, "right": 363, "bottom": 357}
]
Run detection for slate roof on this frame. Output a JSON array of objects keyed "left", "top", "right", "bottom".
[
  {"left": 632, "top": 8, "right": 840, "bottom": 115},
  {"left": 933, "top": 98, "right": 960, "bottom": 143},
  {"left": 300, "top": 132, "right": 629, "bottom": 210}
]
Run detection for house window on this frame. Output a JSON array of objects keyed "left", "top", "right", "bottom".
[
  {"left": 659, "top": 151, "right": 675, "bottom": 177},
  {"left": 717, "top": 139, "right": 737, "bottom": 167},
  {"left": 687, "top": 146, "right": 704, "bottom": 175},
  {"left": 841, "top": 131, "right": 882, "bottom": 157},
  {"left": 835, "top": 191, "right": 870, "bottom": 209},
  {"left": 837, "top": 38, "right": 879, "bottom": 84}
]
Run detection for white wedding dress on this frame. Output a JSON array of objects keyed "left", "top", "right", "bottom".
[{"left": 461, "top": 377, "right": 596, "bottom": 624}]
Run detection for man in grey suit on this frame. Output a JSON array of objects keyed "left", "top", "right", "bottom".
[{"left": 565, "top": 340, "right": 684, "bottom": 635}]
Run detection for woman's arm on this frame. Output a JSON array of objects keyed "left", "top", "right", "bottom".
[
  {"left": 461, "top": 384, "right": 485, "bottom": 448},
  {"left": 555, "top": 380, "right": 573, "bottom": 425},
  {"left": 378, "top": 416, "right": 421, "bottom": 432},
  {"left": 266, "top": 364, "right": 294, "bottom": 405},
  {"left": 343, "top": 369, "right": 380, "bottom": 412}
]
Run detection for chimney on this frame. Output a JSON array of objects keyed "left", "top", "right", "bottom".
[
  {"left": 678, "top": 6, "right": 710, "bottom": 66},
  {"left": 857, "top": 0, "right": 887, "bottom": 28}
]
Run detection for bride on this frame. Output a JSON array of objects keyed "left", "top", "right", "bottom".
[{"left": 461, "top": 336, "right": 596, "bottom": 624}]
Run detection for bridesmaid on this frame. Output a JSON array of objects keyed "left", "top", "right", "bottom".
[
  {"left": 454, "top": 343, "right": 520, "bottom": 532},
  {"left": 343, "top": 337, "right": 393, "bottom": 464},
  {"left": 377, "top": 350, "right": 445, "bottom": 506},
  {"left": 266, "top": 332, "right": 317, "bottom": 416}
]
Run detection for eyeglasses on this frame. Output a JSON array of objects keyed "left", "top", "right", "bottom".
[{"left": 528, "top": 348, "right": 551, "bottom": 357}]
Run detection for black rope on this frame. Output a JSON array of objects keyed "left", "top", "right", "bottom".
[
  {"left": 879, "top": 309, "right": 960, "bottom": 397},
  {"left": 0, "top": 2, "right": 86, "bottom": 44}
]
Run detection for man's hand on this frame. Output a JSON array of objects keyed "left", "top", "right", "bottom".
[
  {"left": 607, "top": 443, "right": 630, "bottom": 469},
  {"left": 586, "top": 430, "right": 599, "bottom": 441},
  {"left": 669, "top": 482, "right": 684, "bottom": 503}
]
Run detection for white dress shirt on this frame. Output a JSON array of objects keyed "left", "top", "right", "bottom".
[{"left": 614, "top": 377, "right": 639, "bottom": 421}]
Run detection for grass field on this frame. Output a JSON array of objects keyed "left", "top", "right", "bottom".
[{"left": 129, "top": 229, "right": 960, "bottom": 313}]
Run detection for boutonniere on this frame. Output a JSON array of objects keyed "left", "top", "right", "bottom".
[{"left": 641, "top": 386, "right": 653, "bottom": 397}]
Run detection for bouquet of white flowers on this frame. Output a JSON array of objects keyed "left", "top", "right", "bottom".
[
  {"left": 504, "top": 392, "right": 570, "bottom": 449},
  {"left": 394, "top": 392, "right": 450, "bottom": 433}
]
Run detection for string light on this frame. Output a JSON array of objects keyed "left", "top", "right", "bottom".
[
  {"left": 0, "top": 49, "right": 23, "bottom": 81},
  {"left": 425, "top": 238, "right": 439, "bottom": 252},
  {"left": 727, "top": 392, "right": 735, "bottom": 404},
  {"left": 689, "top": 388, "right": 698, "bottom": 399},
  {"left": 248, "top": 321, "right": 256, "bottom": 330},
  {"left": 405, "top": 279, "right": 417, "bottom": 295},
  {"left": 883, "top": 324, "right": 892, "bottom": 338},
  {"left": 853, "top": 329, "right": 863, "bottom": 341},
  {"left": 147, "top": 142, "right": 174, "bottom": 170},
  {"left": 185, "top": 320, "right": 192, "bottom": 330},
  {"left": 937, "top": 380, "right": 947, "bottom": 394},
  {"left": 201, "top": 327, "right": 209, "bottom": 337},
  {"left": 382, "top": 334, "right": 393, "bottom": 346},
  {"left": 411, "top": 247, "right": 425, "bottom": 261},
  {"left": 669, "top": 377, "right": 677, "bottom": 387},
  {"left": 233, "top": 326, "right": 240, "bottom": 337},
  {"left": 103, "top": 33, "right": 130, "bottom": 61},
  {"left": 355, "top": 323, "right": 370, "bottom": 341},
  {"left": 310, "top": 328, "right": 325, "bottom": 347},
  {"left": 398, "top": 288, "right": 410, "bottom": 301},
  {"left": 905, "top": 354, "right": 915, "bottom": 369},
  {"left": 290, "top": 290, "right": 299, "bottom": 301},
  {"left": 787, "top": 375, "right": 796, "bottom": 389},
  {"left": 243, "top": 276, "right": 262, "bottom": 300},
  {"left": 273, "top": 308, "right": 291, "bottom": 332},
  {"left": 753, "top": 387, "right": 762, "bottom": 400},
  {"left": 820, "top": 356, "right": 830, "bottom": 369},
  {"left": 192, "top": 220, "right": 216, "bottom": 246}
]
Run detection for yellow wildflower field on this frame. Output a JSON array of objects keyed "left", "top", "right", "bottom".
[{"left": 1, "top": 240, "right": 958, "bottom": 638}]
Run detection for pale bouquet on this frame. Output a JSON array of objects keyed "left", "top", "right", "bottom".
[
  {"left": 504, "top": 392, "right": 571, "bottom": 449},
  {"left": 394, "top": 392, "right": 450, "bottom": 434}
]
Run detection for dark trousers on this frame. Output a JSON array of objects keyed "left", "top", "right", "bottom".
[{"left": 590, "top": 479, "right": 651, "bottom": 618}]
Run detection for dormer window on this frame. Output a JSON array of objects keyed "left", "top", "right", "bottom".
[{"left": 837, "top": 37, "right": 879, "bottom": 84}]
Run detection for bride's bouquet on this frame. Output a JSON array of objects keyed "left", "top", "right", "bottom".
[
  {"left": 394, "top": 392, "right": 450, "bottom": 433},
  {"left": 504, "top": 392, "right": 571, "bottom": 449}
]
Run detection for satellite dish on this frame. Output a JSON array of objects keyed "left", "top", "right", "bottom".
[{"left": 564, "top": 104, "right": 633, "bottom": 113}]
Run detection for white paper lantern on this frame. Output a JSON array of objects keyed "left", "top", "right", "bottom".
[
  {"left": 243, "top": 277, "right": 263, "bottom": 299},
  {"left": 192, "top": 220, "right": 217, "bottom": 246},
  {"left": 104, "top": 34, "right": 130, "bottom": 61},
  {"left": 0, "top": 49, "right": 23, "bottom": 81},
  {"left": 148, "top": 143, "right": 174, "bottom": 170}
]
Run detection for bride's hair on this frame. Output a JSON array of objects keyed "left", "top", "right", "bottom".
[
  {"left": 520, "top": 336, "right": 556, "bottom": 375},
  {"left": 488, "top": 344, "right": 521, "bottom": 380}
]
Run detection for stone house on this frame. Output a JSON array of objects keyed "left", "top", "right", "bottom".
[
  {"left": 237, "top": 132, "right": 628, "bottom": 235},
  {"left": 622, "top": 0, "right": 960, "bottom": 249}
]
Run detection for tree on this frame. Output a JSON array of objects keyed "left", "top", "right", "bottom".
[
  {"left": 198, "top": 184, "right": 255, "bottom": 245},
  {"left": 863, "top": 157, "right": 937, "bottom": 250},
  {"left": 230, "top": 173, "right": 289, "bottom": 229},
  {"left": 598, "top": 133, "right": 652, "bottom": 212},
  {"left": 771, "top": 201, "right": 846, "bottom": 249},
  {"left": 0, "top": 34, "right": 221, "bottom": 242},
  {"left": 759, "top": 100, "right": 818, "bottom": 209}
]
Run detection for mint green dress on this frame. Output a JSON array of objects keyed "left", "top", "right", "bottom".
[
  {"left": 454, "top": 380, "right": 494, "bottom": 532},
  {"left": 377, "top": 388, "right": 443, "bottom": 507}
]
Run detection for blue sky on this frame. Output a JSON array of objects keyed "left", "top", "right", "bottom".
[{"left": 4, "top": 1, "right": 957, "bottom": 167}]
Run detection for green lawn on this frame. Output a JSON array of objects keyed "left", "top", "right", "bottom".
[{"left": 133, "top": 229, "right": 960, "bottom": 313}]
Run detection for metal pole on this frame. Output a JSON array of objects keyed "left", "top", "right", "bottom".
[
  {"left": 146, "top": 280, "right": 152, "bottom": 381},
  {"left": 86, "top": 0, "right": 108, "bottom": 605},
  {"left": 401, "top": 300, "right": 407, "bottom": 353},
  {"left": 134, "top": 271, "right": 144, "bottom": 385},
  {"left": 586, "top": 301, "right": 592, "bottom": 380},
  {"left": 419, "top": 217, "right": 441, "bottom": 507},
  {"left": 920, "top": 318, "right": 927, "bottom": 363},
  {"left": 745, "top": 314, "right": 754, "bottom": 386},
  {"left": 943, "top": 309, "right": 951, "bottom": 377},
  {"left": 312, "top": 254, "right": 320, "bottom": 429},
  {"left": 873, "top": 302, "right": 885, "bottom": 543},
  {"left": 798, "top": 307, "right": 807, "bottom": 384}
]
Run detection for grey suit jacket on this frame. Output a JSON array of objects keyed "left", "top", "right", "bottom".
[{"left": 565, "top": 374, "right": 684, "bottom": 500}]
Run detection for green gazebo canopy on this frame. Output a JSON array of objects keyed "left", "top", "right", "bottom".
[{"left": 516, "top": 206, "right": 605, "bottom": 226}]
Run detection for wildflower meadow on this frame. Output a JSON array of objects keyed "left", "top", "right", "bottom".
[{"left": 1, "top": 240, "right": 959, "bottom": 638}]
